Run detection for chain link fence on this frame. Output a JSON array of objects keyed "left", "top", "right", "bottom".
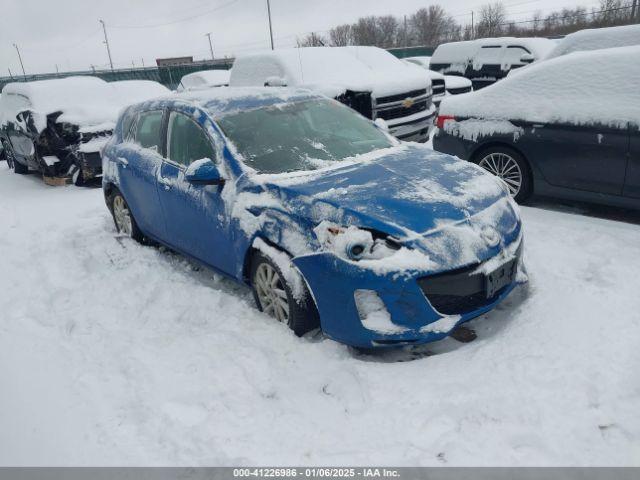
[
  {"left": 0, "top": 59, "right": 234, "bottom": 92},
  {"left": 0, "top": 46, "right": 437, "bottom": 92}
]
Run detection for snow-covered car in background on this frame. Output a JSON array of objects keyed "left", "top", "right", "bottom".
[
  {"left": 230, "top": 46, "right": 436, "bottom": 142},
  {"left": 433, "top": 45, "right": 640, "bottom": 209},
  {"left": 102, "top": 87, "right": 524, "bottom": 348},
  {"left": 404, "top": 56, "right": 473, "bottom": 104},
  {"left": 0, "top": 77, "right": 169, "bottom": 185},
  {"left": 177, "top": 69, "right": 231, "bottom": 91},
  {"left": 430, "top": 37, "right": 555, "bottom": 89},
  {"left": 544, "top": 23, "right": 640, "bottom": 60}
]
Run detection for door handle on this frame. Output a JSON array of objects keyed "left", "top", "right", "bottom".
[{"left": 159, "top": 177, "right": 172, "bottom": 191}]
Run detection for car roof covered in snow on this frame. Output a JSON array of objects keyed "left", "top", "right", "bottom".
[
  {"left": 178, "top": 70, "right": 231, "bottom": 91},
  {"left": 432, "top": 37, "right": 555, "bottom": 64},
  {"left": 230, "top": 46, "right": 428, "bottom": 98},
  {"left": 159, "top": 87, "right": 325, "bottom": 118},
  {"left": 545, "top": 24, "right": 640, "bottom": 60},
  {"left": 438, "top": 44, "right": 640, "bottom": 128}
]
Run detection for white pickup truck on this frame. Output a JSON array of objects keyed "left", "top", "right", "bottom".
[{"left": 230, "top": 46, "right": 436, "bottom": 142}]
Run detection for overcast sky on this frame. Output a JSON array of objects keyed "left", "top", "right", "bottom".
[{"left": 1, "top": 0, "right": 599, "bottom": 75}]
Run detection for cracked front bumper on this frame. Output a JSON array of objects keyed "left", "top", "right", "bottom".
[{"left": 293, "top": 239, "right": 524, "bottom": 348}]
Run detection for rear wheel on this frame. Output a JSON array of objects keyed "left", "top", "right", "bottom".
[
  {"left": 250, "top": 251, "right": 320, "bottom": 336},
  {"left": 109, "top": 189, "right": 145, "bottom": 243},
  {"left": 475, "top": 146, "right": 532, "bottom": 203}
]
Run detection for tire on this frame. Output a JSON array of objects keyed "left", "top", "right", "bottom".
[
  {"left": 108, "top": 188, "right": 145, "bottom": 243},
  {"left": 474, "top": 146, "right": 532, "bottom": 203},
  {"left": 250, "top": 251, "right": 320, "bottom": 336},
  {"left": 71, "top": 164, "right": 86, "bottom": 187},
  {"left": 3, "top": 141, "right": 28, "bottom": 175}
]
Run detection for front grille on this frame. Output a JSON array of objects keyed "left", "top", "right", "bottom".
[
  {"left": 448, "top": 86, "right": 472, "bottom": 95},
  {"left": 418, "top": 243, "right": 522, "bottom": 315},
  {"left": 376, "top": 99, "right": 429, "bottom": 121},
  {"left": 425, "top": 291, "right": 498, "bottom": 315},
  {"left": 376, "top": 89, "right": 427, "bottom": 105},
  {"left": 431, "top": 79, "right": 446, "bottom": 96}
]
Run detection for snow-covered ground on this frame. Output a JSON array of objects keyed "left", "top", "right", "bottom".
[{"left": 0, "top": 161, "right": 639, "bottom": 466}]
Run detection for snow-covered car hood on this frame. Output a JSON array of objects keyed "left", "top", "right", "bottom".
[{"left": 250, "top": 145, "right": 520, "bottom": 268}]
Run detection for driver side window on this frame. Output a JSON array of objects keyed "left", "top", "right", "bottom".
[{"left": 167, "top": 111, "right": 216, "bottom": 167}]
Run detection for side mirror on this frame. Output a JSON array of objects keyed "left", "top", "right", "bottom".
[
  {"left": 185, "top": 159, "right": 224, "bottom": 186},
  {"left": 374, "top": 118, "right": 390, "bottom": 132},
  {"left": 520, "top": 53, "right": 535, "bottom": 64},
  {"left": 264, "top": 76, "right": 287, "bottom": 87}
]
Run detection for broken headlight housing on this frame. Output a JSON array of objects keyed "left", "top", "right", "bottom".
[{"left": 314, "top": 222, "right": 401, "bottom": 261}]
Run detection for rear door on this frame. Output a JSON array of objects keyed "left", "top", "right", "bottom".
[
  {"left": 156, "top": 109, "right": 233, "bottom": 274},
  {"left": 529, "top": 123, "right": 629, "bottom": 195},
  {"left": 116, "top": 109, "right": 168, "bottom": 240},
  {"left": 623, "top": 123, "right": 640, "bottom": 199}
]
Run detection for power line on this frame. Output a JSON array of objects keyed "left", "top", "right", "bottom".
[{"left": 111, "top": 0, "right": 239, "bottom": 29}]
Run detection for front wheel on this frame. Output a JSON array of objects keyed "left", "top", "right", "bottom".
[
  {"left": 109, "top": 190, "right": 145, "bottom": 243},
  {"left": 475, "top": 146, "right": 532, "bottom": 203},
  {"left": 250, "top": 251, "right": 320, "bottom": 336}
]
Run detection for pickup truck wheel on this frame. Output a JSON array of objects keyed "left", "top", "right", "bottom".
[
  {"left": 475, "top": 146, "right": 532, "bottom": 203},
  {"left": 109, "top": 190, "right": 144, "bottom": 243},
  {"left": 250, "top": 251, "right": 320, "bottom": 337}
]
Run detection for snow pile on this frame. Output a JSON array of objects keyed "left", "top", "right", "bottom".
[
  {"left": 439, "top": 45, "right": 640, "bottom": 128},
  {"left": 545, "top": 24, "right": 640, "bottom": 60},
  {"left": 178, "top": 70, "right": 231, "bottom": 91},
  {"left": 230, "top": 47, "right": 429, "bottom": 98},
  {"left": 444, "top": 75, "right": 472, "bottom": 90},
  {"left": 1, "top": 162, "right": 639, "bottom": 466},
  {"left": 109, "top": 80, "right": 171, "bottom": 106}
]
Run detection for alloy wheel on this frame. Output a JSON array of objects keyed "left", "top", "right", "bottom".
[
  {"left": 479, "top": 152, "right": 523, "bottom": 197},
  {"left": 255, "top": 263, "right": 290, "bottom": 324},
  {"left": 112, "top": 195, "right": 133, "bottom": 237}
]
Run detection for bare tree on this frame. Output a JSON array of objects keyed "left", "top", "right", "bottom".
[
  {"left": 476, "top": 2, "right": 507, "bottom": 37},
  {"left": 329, "top": 24, "right": 353, "bottom": 46},
  {"left": 410, "top": 6, "right": 459, "bottom": 46},
  {"left": 377, "top": 15, "right": 400, "bottom": 48},
  {"left": 297, "top": 32, "right": 327, "bottom": 48},
  {"left": 351, "top": 16, "right": 381, "bottom": 45}
]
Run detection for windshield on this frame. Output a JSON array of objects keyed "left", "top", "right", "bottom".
[{"left": 216, "top": 99, "right": 393, "bottom": 174}]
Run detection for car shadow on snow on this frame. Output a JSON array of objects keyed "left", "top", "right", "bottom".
[{"left": 528, "top": 197, "right": 640, "bottom": 225}]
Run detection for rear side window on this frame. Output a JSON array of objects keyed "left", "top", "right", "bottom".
[
  {"left": 167, "top": 112, "right": 215, "bottom": 167},
  {"left": 135, "top": 110, "right": 164, "bottom": 152},
  {"left": 503, "top": 46, "right": 530, "bottom": 66},
  {"left": 475, "top": 46, "right": 503, "bottom": 65}
]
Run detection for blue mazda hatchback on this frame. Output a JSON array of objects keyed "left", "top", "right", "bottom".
[{"left": 102, "top": 87, "right": 525, "bottom": 348}]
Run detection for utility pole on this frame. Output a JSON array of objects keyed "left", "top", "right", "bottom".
[
  {"left": 205, "top": 32, "right": 215, "bottom": 60},
  {"left": 8, "top": 68, "right": 14, "bottom": 79},
  {"left": 403, "top": 15, "right": 408, "bottom": 49},
  {"left": 99, "top": 19, "right": 114, "bottom": 71},
  {"left": 141, "top": 58, "right": 145, "bottom": 67},
  {"left": 55, "top": 64, "right": 60, "bottom": 76},
  {"left": 632, "top": 0, "right": 638, "bottom": 21},
  {"left": 471, "top": 11, "right": 475, "bottom": 39},
  {"left": 13, "top": 43, "right": 26, "bottom": 80},
  {"left": 266, "top": 0, "right": 274, "bottom": 50}
]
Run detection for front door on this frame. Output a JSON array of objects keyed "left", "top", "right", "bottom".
[{"left": 156, "top": 110, "right": 233, "bottom": 274}]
